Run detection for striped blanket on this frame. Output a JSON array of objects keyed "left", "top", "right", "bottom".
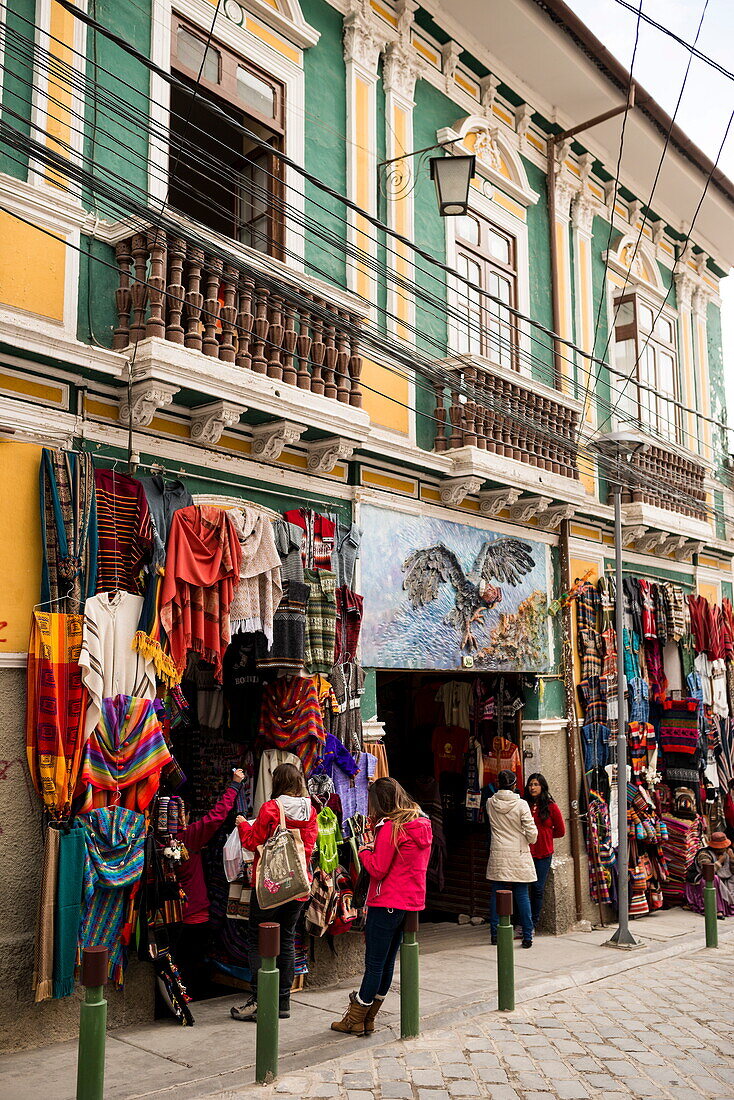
[
  {"left": 79, "top": 695, "right": 171, "bottom": 813},
  {"left": 259, "top": 675, "right": 326, "bottom": 777},
  {"left": 80, "top": 807, "right": 146, "bottom": 987}
]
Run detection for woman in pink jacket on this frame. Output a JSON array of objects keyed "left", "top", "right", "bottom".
[{"left": 331, "top": 777, "right": 432, "bottom": 1036}]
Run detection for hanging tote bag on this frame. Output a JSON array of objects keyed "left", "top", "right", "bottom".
[{"left": 255, "top": 802, "right": 310, "bottom": 910}]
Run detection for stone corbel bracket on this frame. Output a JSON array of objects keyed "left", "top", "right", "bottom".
[
  {"left": 119, "top": 380, "right": 179, "bottom": 428},
  {"left": 675, "top": 539, "right": 705, "bottom": 562},
  {"left": 661, "top": 534, "right": 687, "bottom": 556},
  {"left": 537, "top": 503, "right": 575, "bottom": 531},
  {"left": 190, "top": 400, "right": 247, "bottom": 445},
  {"left": 478, "top": 487, "right": 521, "bottom": 517},
  {"left": 509, "top": 495, "right": 551, "bottom": 523},
  {"left": 634, "top": 530, "right": 668, "bottom": 555},
  {"left": 439, "top": 476, "right": 484, "bottom": 507},
  {"left": 307, "top": 437, "right": 355, "bottom": 474},
  {"left": 621, "top": 524, "right": 647, "bottom": 549},
  {"left": 250, "top": 419, "right": 306, "bottom": 463}
]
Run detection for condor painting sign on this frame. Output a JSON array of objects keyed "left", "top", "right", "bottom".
[{"left": 359, "top": 503, "right": 551, "bottom": 672}]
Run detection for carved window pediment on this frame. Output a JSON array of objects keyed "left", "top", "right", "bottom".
[{"left": 436, "top": 115, "right": 540, "bottom": 209}]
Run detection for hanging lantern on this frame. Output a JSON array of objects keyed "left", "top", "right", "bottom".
[{"left": 429, "top": 154, "right": 476, "bottom": 216}]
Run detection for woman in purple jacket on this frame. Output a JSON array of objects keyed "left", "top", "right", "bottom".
[{"left": 331, "top": 777, "right": 432, "bottom": 1036}]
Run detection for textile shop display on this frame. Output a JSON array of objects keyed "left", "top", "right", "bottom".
[
  {"left": 94, "top": 468, "right": 153, "bottom": 594},
  {"left": 78, "top": 695, "right": 172, "bottom": 812},
  {"left": 40, "top": 448, "right": 97, "bottom": 607},
  {"left": 228, "top": 508, "right": 282, "bottom": 645}
]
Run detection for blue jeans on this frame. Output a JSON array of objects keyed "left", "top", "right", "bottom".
[
  {"left": 488, "top": 882, "right": 533, "bottom": 942},
  {"left": 358, "top": 906, "right": 406, "bottom": 1003},
  {"left": 530, "top": 855, "right": 552, "bottom": 926}
]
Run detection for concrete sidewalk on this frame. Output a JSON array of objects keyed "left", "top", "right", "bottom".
[{"left": 1, "top": 910, "right": 731, "bottom": 1100}]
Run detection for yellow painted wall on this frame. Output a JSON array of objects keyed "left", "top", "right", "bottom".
[
  {"left": 0, "top": 212, "right": 65, "bottom": 320},
  {"left": 46, "top": 0, "right": 75, "bottom": 188},
  {"left": 0, "top": 441, "right": 42, "bottom": 651},
  {"left": 698, "top": 580, "right": 720, "bottom": 605},
  {"left": 360, "top": 357, "right": 409, "bottom": 433}
]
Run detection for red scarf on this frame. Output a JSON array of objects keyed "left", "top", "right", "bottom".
[{"left": 160, "top": 506, "right": 242, "bottom": 681}]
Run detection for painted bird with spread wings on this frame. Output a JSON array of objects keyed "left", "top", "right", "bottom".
[{"left": 402, "top": 538, "right": 535, "bottom": 650}]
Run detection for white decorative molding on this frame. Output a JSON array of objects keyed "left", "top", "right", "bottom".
[
  {"left": 571, "top": 189, "right": 595, "bottom": 237},
  {"left": 0, "top": 652, "right": 28, "bottom": 669},
  {"left": 216, "top": 0, "right": 320, "bottom": 50},
  {"left": 190, "top": 400, "right": 247, "bottom": 445},
  {"left": 343, "top": 0, "right": 386, "bottom": 72},
  {"left": 509, "top": 495, "right": 551, "bottom": 522},
  {"left": 478, "top": 486, "right": 522, "bottom": 516},
  {"left": 383, "top": 38, "right": 422, "bottom": 100},
  {"left": 514, "top": 102, "right": 533, "bottom": 141},
  {"left": 661, "top": 534, "right": 687, "bottom": 556},
  {"left": 675, "top": 539, "right": 705, "bottom": 562},
  {"left": 634, "top": 530, "right": 668, "bottom": 554},
  {"left": 119, "top": 381, "right": 179, "bottom": 428},
  {"left": 307, "top": 436, "right": 356, "bottom": 473},
  {"left": 628, "top": 198, "right": 643, "bottom": 228},
  {"left": 622, "top": 524, "right": 648, "bottom": 548},
  {"left": 537, "top": 503, "right": 575, "bottom": 531},
  {"left": 0, "top": 395, "right": 78, "bottom": 449},
  {"left": 480, "top": 74, "right": 500, "bottom": 114},
  {"left": 439, "top": 475, "right": 484, "bottom": 506},
  {"left": 674, "top": 271, "right": 696, "bottom": 312},
  {"left": 441, "top": 40, "right": 462, "bottom": 92},
  {"left": 362, "top": 717, "right": 386, "bottom": 740},
  {"left": 250, "top": 419, "right": 306, "bottom": 462},
  {"left": 436, "top": 115, "right": 540, "bottom": 208},
  {"left": 605, "top": 233, "right": 667, "bottom": 296},
  {"left": 554, "top": 173, "right": 577, "bottom": 222}
]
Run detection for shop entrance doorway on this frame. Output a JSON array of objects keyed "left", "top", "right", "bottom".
[{"left": 376, "top": 671, "right": 528, "bottom": 921}]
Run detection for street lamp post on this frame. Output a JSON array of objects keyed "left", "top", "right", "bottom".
[{"left": 590, "top": 431, "right": 647, "bottom": 949}]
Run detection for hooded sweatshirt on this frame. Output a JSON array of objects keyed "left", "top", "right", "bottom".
[
  {"left": 360, "top": 815, "right": 433, "bottom": 911},
  {"left": 486, "top": 789, "right": 538, "bottom": 883},
  {"left": 237, "top": 794, "right": 318, "bottom": 898}
]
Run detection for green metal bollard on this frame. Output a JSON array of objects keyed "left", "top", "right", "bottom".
[
  {"left": 496, "top": 890, "right": 515, "bottom": 1012},
  {"left": 255, "top": 922, "right": 281, "bottom": 1084},
  {"left": 76, "top": 946, "right": 108, "bottom": 1100},
  {"left": 702, "top": 863, "right": 718, "bottom": 949},
  {"left": 400, "top": 911, "right": 420, "bottom": 1039}
]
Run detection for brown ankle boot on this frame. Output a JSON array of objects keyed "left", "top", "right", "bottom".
[
  {"left": 363, "top": 993, "right": 384, "bottom": 1034},
  {"left": 330, "top": 994, "right": 370, "bottom": 1035}
]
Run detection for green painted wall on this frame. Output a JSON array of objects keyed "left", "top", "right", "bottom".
[
  {"left": 412, "top": 79, "right": 453, "bottom": 450},
  {"left": 83, "top": 0, "right": 151, "bottom": 219},
  {"left": 301, "top": 0, "right": 348, "bottom": 289},
  {"left": 524, "top": 158, "right": 554, "bottom": 388},
  {"left": 0, "top": 0, "right": 36, "bottom": 179},
  {"left": 77, "top": 236, "right": 118, "bottom": 347},
  {"left": 707, "top": 300, "right": 727, "bottom": 471},
  {"left": 361, "top": 667, "right": 378, "bottom": 720}
]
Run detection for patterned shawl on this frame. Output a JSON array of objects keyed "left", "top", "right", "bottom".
[
  {"left": 80, "top": 807, "right": 146, "bottom": 987},
  {"left": 229, "top": 508, "right": 282, "bottom": 646},
  {"left": 26, "top": 611, "right": 87, "bottom": 819},
  {"left": 259, "top": 676, "right": 326, "bottom": 777},
  {"left": 40, "top": 448, "right": 97, "bottom": 608},
  {"left": 79, "top": 695, "right": 172, "bottom": 813},
  {"left": 160, "top": 505, "right": 242, "bottom": 682}
]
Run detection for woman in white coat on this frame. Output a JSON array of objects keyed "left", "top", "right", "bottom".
[{"left": 486, "top": 770, "right": 538, "bottom": 948}]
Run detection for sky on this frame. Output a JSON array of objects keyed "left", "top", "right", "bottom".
[{"left": 565, "top": 0, "right": 734, "bottom": 440}]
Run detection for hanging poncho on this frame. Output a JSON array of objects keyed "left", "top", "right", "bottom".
[
  {"left": 259, "top": 676, "right": 326, "bottom": 777},
  {"left": 78, "top": 695, "right": 172, "bottom": 812},
  {"left": 228, "top": 508, "right": 283, "bottom": 646}
]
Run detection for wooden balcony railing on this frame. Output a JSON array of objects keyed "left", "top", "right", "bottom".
[
  {"left": 434, "top": 363, "right": 580, "bottom": 479},
  {"left": 621, "top": 445, "right": 707, "bottom": 521},
  {"left": 113, "top": 229, "right": 363, "bottom": 407}
]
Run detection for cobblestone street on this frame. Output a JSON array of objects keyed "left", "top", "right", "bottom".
[{"left": 222, "top": 942, "right": 734, "bottom": 1100}]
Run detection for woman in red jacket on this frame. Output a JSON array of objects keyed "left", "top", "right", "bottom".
[
  {"left": 230, "top": 763, "right": 318, "bottom": 1022},
  {"left": 525, "top": 773, "right": 565, "bottom": 929},
  {"left": 331, "top": 777, "right": 432, "bottom": 1036}
]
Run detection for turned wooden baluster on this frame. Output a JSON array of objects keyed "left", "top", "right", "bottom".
[
  {"left": 267, "top": 294, "right": 284, "bottom": 380},
  {"left": 165, "top": 237, "right": 187, "bottom": 345},
  {"left": 499, "top": 380, "right": 513, "bottom": 458},
  {"left": 235, "top": 277, "right": 254, "bottom": 370},
  {"left": 335, "top": 310, "right": 351, "bottom": 403},
  {"left": 184, "top": 247, "right": 204, "bottom": 352},
  {"left": 251, "top": 286, "right": 270, "bottom": 374},
  {"left": 322, "top": 308, "right": 338, "bottom": 400},
  {"left": 310, "top": 299, "right": 325, "bottom": 395},
  {"left": 218, "top": 265, "right": 238, "bottom": 363},
  {"left": 448, "top": 385, "right": 463, "bottom": 449},
  {"left": 202, "top": 256, "right": 223, "bottom": 358},
  {"left": 473, "top": 372, "right": 487, "bottom": 449},
  {"left": 463, "top": 364, "right": 477, "bottom": 446},
  {"left": 348, "top": 314, "right": 363, "bottom": 408},
  {"left": 296, "top": 306, "right": 312, "bottom": 390},
  {"left": 433, "top": 383, "right": 447, "bottom": 451},
  {"left": 281, "top": 302, "right": 298, "bottom": 386},
  {"left": 146, "top": 227, "right": 167, "bottom": 339},
  {"left": 129, "top": 232, "right": 149, "bottom": 343},
  {"left": 113, "top": 238, "right": 133, "bottom": 349}
]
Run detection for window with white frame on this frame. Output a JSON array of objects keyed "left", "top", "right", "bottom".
[
  {"left": 613, "top": 293, "right": 681, "bottom": 443},
  {"left": 454, "top": 212, "right": 517, "bottom": 370}
]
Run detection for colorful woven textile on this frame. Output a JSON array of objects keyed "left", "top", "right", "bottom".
[
  {"left": 259, "top": 675, "right": 326, "bottom": 777},
  {"left": 94, "top": 469, "right": 153, "bottom": 594},
  {"left": 304, "top": 569, "right": 337, "bottom": 674},
  {"left": 40, "top": 448, "right": 97, "bottom": 609},
  {"left": 26, "top": 611, "right": 87, "bottom": 819},
  {"left": 283, "top": 509, "right": 335, "bottom": 570},
  {"left": 258, "top": 580, "right": 309, "bottom": 672},
  {"left": 160, "top": 505, "right": 242, "bottom": 682},
  {"left": 229, "top": 508, "right": 283, "bottom": 646},
  {"left": 659, "top": 699, "right": 700, "bottom": 756},
  {"left": 33, "top": 825, "right": 60, "bottom": 1002},
  {"left": 334, "top": 585, "right": 363, "bottom": 664},
  {"left": 80, "top": 807, "right": 146, "bottom": 987},
  {"left": 587, "top": 794, "right": 613, "bottom": 904},
  {"left": 79, "top": 695, "right": 171, "bottom": 812},
  {"left": 53, "top": 820, "right": 86, "bottom": 999}
]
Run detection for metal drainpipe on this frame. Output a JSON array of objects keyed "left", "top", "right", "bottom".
[
  {"left": 546, "top": 136, "right": 565, "bottom": 390},
  {"left": 559, "top": 518, "right": 584, "bottom": 923}
]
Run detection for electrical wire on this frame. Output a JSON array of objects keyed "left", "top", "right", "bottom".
[{"left": 608, "top": 0, "right": 734, "bottom": 83}]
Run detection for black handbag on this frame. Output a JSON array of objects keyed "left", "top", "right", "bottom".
[{"left": 352, "top": 866, "right": 370, "bottom": 910}]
